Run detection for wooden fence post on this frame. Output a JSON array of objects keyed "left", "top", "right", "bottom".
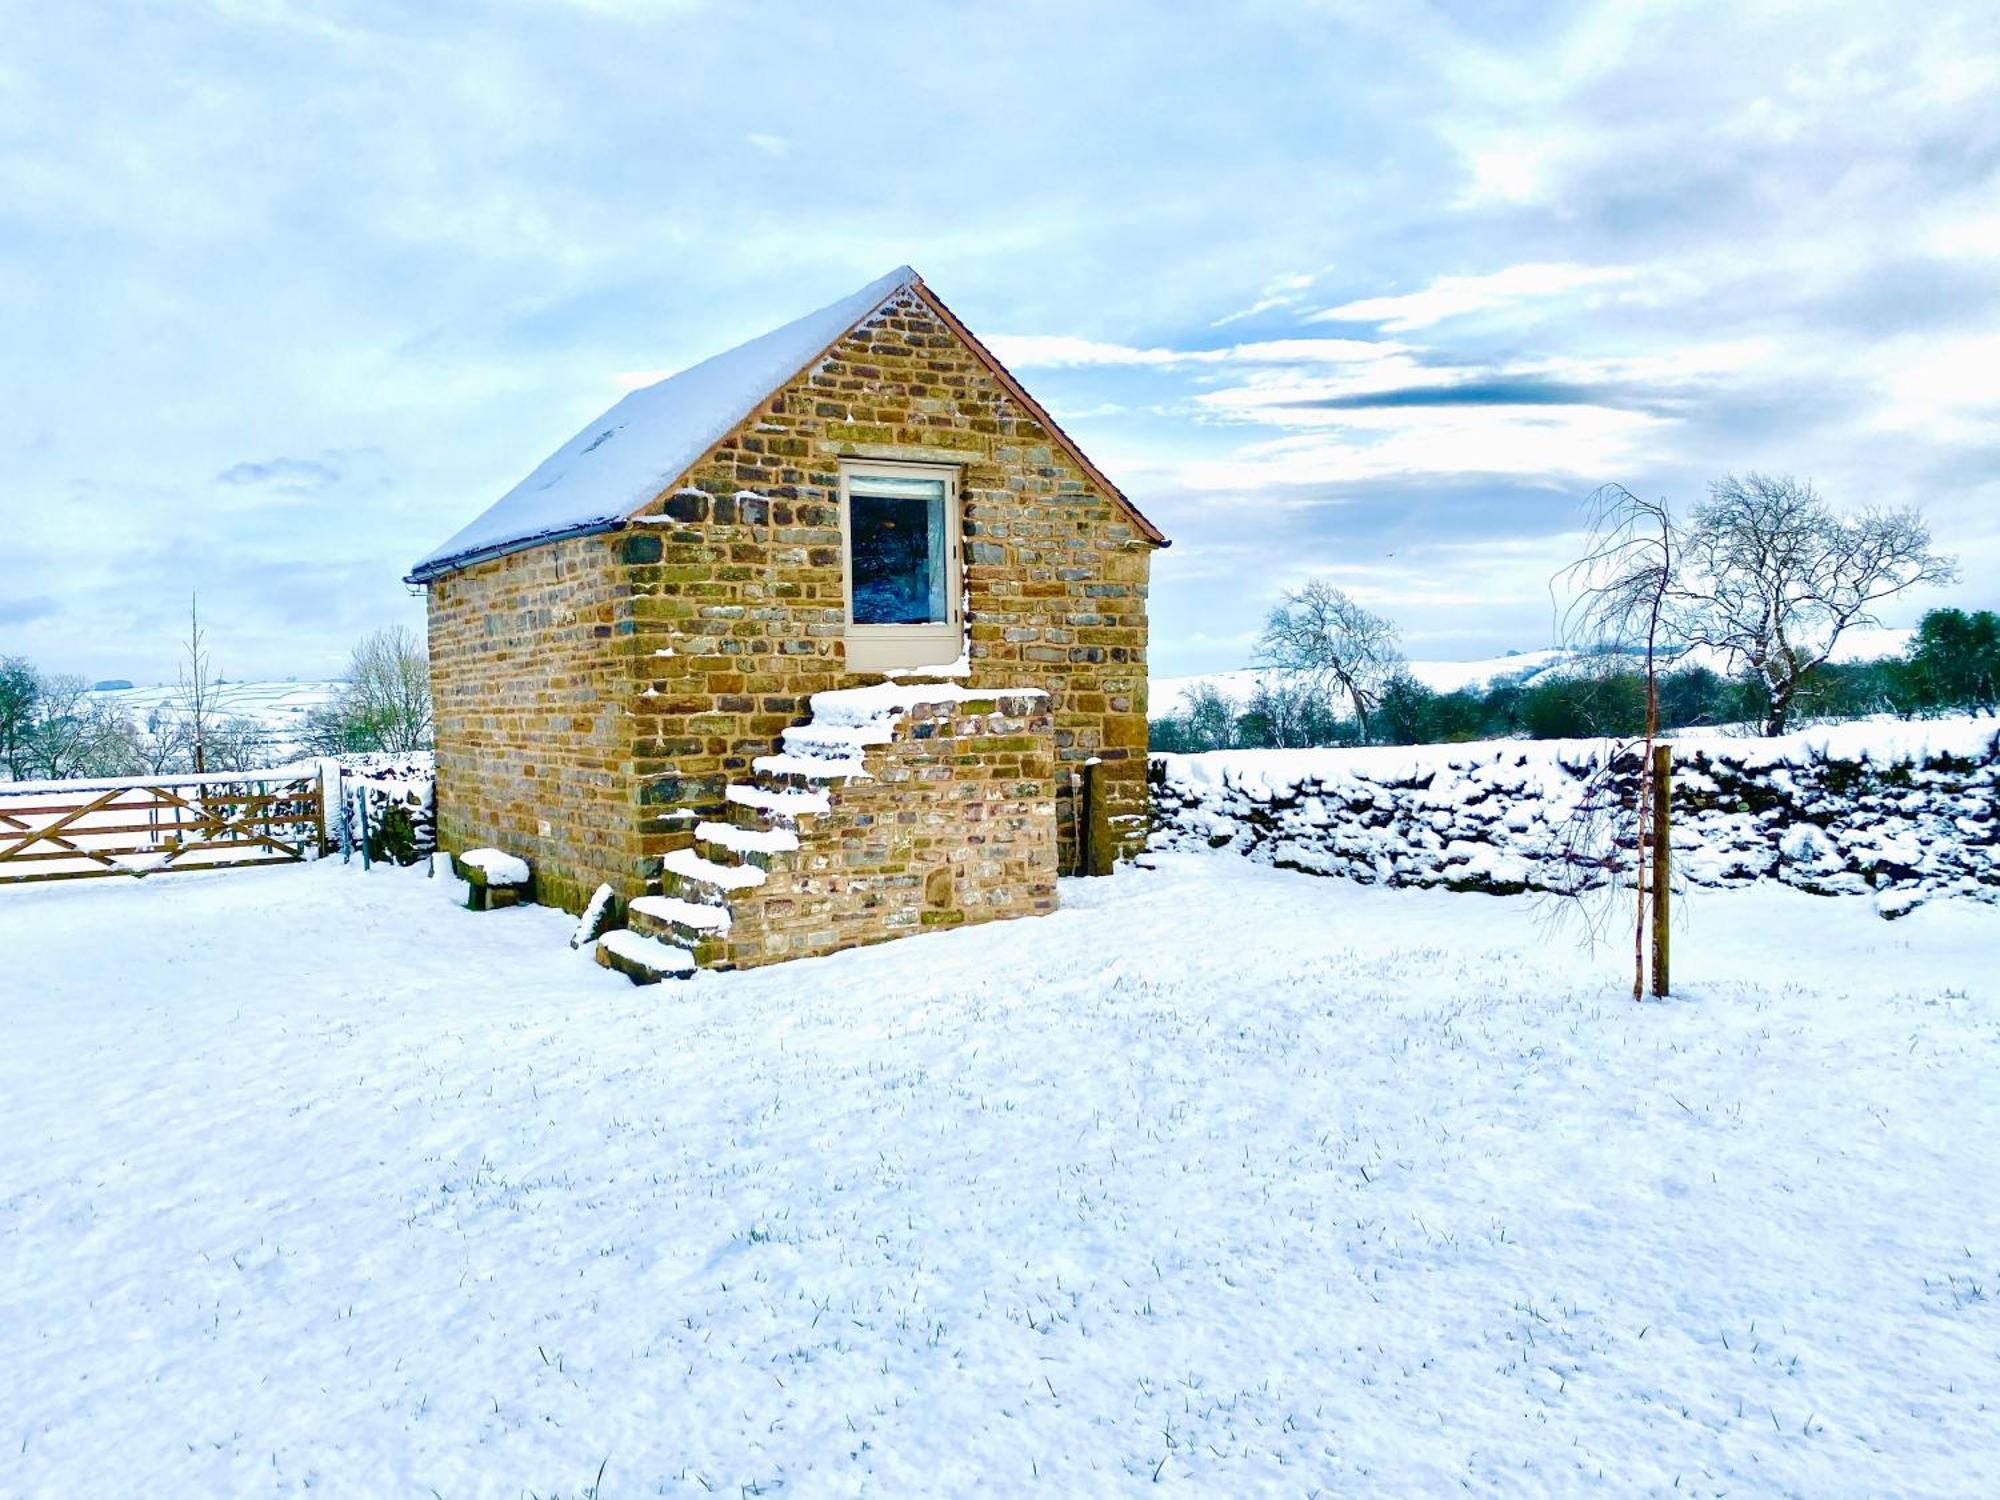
[{"left": 1652, "top": 743, "right": 1670, "bottom": 998}]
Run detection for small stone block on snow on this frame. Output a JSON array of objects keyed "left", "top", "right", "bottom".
[{"left": 454, "top": 847, "right": 533, "bottom": 911}]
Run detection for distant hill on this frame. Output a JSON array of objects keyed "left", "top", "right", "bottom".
[
  {"left": 1149, "top": 627, "right": 1914, "bottom": 718},
  {"left": 86, "top": 679, "right": 344, "bottom": 760}
]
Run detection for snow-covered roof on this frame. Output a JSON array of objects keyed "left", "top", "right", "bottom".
[{"left": 408, "top": 266, "right": 922, "bottom": 580}]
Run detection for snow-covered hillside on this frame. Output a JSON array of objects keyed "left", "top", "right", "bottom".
[
  {"left": 85, "top": 679, "right": 342, "bottom": 760},
  {"left": 1150, "top": 626, "right": 1915, "bottom": 718},
  {"left": 3, "top": 856, "right": 1995, "bottom": 1494}
]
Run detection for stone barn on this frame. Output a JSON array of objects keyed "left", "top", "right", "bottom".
[{"left": 408, "top": 266, "right": 1167, "bottom": 973}]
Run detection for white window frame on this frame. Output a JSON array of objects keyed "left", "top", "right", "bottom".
[{"left": 838, "top": 459, "right": 963, "bottom": 673}]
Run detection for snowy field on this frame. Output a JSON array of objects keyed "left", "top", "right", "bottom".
[
  {"left": 83, "top": 679, "right": 341, "bottom": 762},
  {"left": 3, "top": 857, "right": 1997, "bottom": 1496}
]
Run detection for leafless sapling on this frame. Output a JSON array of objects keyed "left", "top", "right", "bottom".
[{"left": 1544, "top": 484, "right": 1678, "bottom": 998}]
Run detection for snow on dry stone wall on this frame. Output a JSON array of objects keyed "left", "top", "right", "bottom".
[
  {"left": 332, "top": 752, "right": 436, "bottom": 866},
  {"left": 1149, "top": 718, "right": 2000, "bottom": 917}
]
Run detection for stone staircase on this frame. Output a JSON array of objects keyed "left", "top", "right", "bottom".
[
  {"left": 592, "top": 692, "right": 875, "bottom": 983},
  {"left": 593, "top": 679, "right": 1055, "bottom": 983}
]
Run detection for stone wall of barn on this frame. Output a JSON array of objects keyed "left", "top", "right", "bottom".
[
  {"left": 425, "top": 537, "right": 644, "bottom": 913},
  {"left": 619, "top": 285, "right": 1152, "bottom": 883}
]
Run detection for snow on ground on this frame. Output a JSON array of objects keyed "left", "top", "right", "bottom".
[{"left": 3, "top": 857, "right": 1996, "bottom": 1496}]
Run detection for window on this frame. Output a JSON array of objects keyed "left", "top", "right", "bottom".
[
  {"left": 849, "top": 473, "right": 949, "bottom": 624},
  {"left": 839, "top": 461, "right": 962, "bottom": 672}
]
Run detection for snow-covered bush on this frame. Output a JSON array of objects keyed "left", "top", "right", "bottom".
[{"left": 1150, "top": 718, "right": 1999, "bottom": 914}]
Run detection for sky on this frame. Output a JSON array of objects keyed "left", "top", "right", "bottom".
[{"left": 3, "top": 0, "right": 1997, "bottom": 684}]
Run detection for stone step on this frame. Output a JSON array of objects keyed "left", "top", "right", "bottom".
[
  {"left": 695, "top": 819, "right": 800, "bottom": 872},
  {"left": 595, "top": 928, "right": 695, "bottom": 985},
  {"left": 725, "top": 782, "right": 830, "bottom": 827},
  {"left": 778, "top": 723, "right": 878, "bottom": 760},
  {"left": 658, "top": 846, "right": 768, "bottom": 903},
  {"left": 750, "top": 750, "right": 864, "bottom": 786},
  {"left": 627, "top": 894, "right": 732, "bottom": 967},
  {"left": 629, "top": 893, "right": 732, "bottom": 936}
]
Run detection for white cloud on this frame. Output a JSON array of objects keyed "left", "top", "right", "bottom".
[
  {"left": 1926, "top": 211, "right": 2000, "bottom": 260},
  {"left": 984, "top": 333, "right": 1407, "bottom": 370},
  {"left": 1451, "top": 131, "right": 1568, "bottom": 208},
  {"left": 1872, "top": 329, "right": 2000, "bottom": 442},
  {"left": 982, "top": 335, "right": 1189, "bottom": 368},
  {"left": 1176, "top": 404, "right": 1671, "bottom": 490},
  {"left": 1210, "top": 269, "right": 1324, "bottom": 327},
  {"left": 1311, "top": 263, "right": 1641, "bottom": 332}
]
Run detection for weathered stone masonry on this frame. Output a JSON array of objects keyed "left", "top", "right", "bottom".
[
  {"left": 428, "top": 537, "right": 638, "bottom": 915},
  {"left": 425, "top": 285, "right": 1155, "bottom": 946},
  {"left": 623, "top": 687, "right": 1059, "bottom": 970}
]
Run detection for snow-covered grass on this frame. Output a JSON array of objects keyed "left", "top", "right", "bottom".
[{"left": 3, "top": 857, "right": 1996, "bottom": 1495}]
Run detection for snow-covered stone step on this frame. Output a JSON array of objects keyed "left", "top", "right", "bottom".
[
  {"left": 626, "top": 894, "right": 733, "bottom": 967},
  {"left": 751, "top": 751, "right": 866, "bottom": 784},
  {"left": 658, "top": 847, "right": 767, "bottom": 902},
  {"left": 779, "top": 723, "right": 879, "bottom": 758},
  {"left": 695, "top": 820, "right": 799, "bottom": 855},
  {"left": 594, "top": 928, "right": 695, "bottom": 985},
  {"left": 726, "top": 783, "right": 831, "bottom": 820},
  {"left": 629, "top": 894, "right": 732, "bottom": 932},
  {"left": 695, "top": 819, "right": 800, "bottom": 872}
]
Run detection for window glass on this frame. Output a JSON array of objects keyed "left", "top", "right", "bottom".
[{"left": 850, "top": 475, "right": 949, "bottom": 625}]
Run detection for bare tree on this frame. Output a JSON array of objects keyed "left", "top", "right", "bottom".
[
  {"left": 174, "top": 594, "right": 223, "bottom": 773},
  {"left": 348, "top": 626, "right": 432, "bottom": 752},
  {"left": 1546, "top": 484, "right": 1679, "bottom": 999},
  {"left": 1676, "top": 474, "right": 1956, "bottom": 736},
  {"left": 129, "top": 707, "right": 194, "bottom": 775},
  {"left": 1182, "top": 682, "right": 1240, "bottom": 751},
  {"left": 205, "top": 715, "right": 271, "bottom": 772},
  {"left": 303, "top": 626, "right": 433, "bottom": 754},
  {"left": 1255, "top": 581, "right": 1402, "bottom": 743},
  {"left": 21, "top": 674, "right": 136, "bottom": 780}
]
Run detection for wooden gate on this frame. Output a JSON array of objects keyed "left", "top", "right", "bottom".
[{"left": 0, "top": 766, "right": 326, "bottom": 885}]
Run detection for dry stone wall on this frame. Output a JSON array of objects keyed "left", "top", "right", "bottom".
[{"left": 1149, "top": 720, "right": 2000, "bottom": 917}]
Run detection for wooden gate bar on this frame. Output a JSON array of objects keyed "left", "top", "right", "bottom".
[{"left": 0, "top": 769, "right": 322, "bottom": 885}]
